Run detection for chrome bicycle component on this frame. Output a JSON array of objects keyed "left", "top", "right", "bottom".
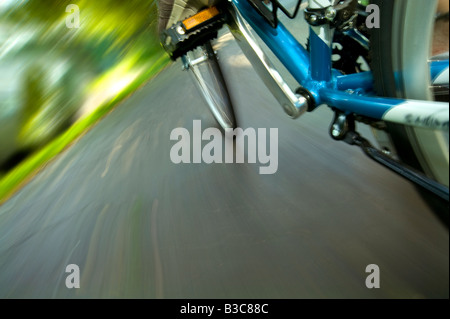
[
  {"left": 325, "top": 7, "right": 337, "bottom": 21},
  {"left": 329, "top": 112, "right": 354, "bottom": 140},
  {"left": 185, "top": 42, "right": 237, "bottom": 130},
  {"left": 176, "top": 25, "right": 186, "bottom": 35},
  {"left": 304, "top": 0, "right": 358, "bottom": 30},
  {"left": 183, "top": 53, "right": 209, "bottom": 68},
  {"left": 227, "top": 1, "right": 309, "bottom": 118}
]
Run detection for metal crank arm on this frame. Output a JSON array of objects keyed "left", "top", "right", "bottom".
[{"left": 226, "top": 2, "right": 309, "bottom": 118}]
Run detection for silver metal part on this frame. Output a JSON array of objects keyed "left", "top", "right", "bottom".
[
  {"left": 181, "top": 52, "right": 209, "bottom": 70},
  {"left": 330, "top": 113, "right": 350, "bottom": 140},
  {"left": 325, "top": 7, "right": 337, "bottom": 20},
  {"left": 189, "top": 54, "right": 209, "bottom": 66},
  {"left": 370, "top": 127, "right": 399, "bottom": 160},
  {"left": 176, "top": 25, "right": 185, "bottom": 35},
  {"left": 227, "top": 2, "right": 309, "bottom": 118}
]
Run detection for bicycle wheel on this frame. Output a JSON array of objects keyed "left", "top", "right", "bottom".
[
  {"left": 184, "top": 41, "right": 237, "bottom": 130},
  {"left": 370, "top": 0, "right": 449, "bottom": 223}
]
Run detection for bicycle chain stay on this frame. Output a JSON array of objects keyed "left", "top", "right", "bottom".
[{"left": 329, "top": 111, "right": 450, "bottom": 201}]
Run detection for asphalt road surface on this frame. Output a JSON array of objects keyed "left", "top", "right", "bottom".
[{"left": 0, "top": 27, "right": 448, "bottom": 298}]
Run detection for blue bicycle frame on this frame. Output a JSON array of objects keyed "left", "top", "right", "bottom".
[{"left": 228, "top": 0, "right": 449, "bottom": 131}]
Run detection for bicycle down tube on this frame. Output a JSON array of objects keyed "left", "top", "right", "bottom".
[{"left": 228, "top": 0, "right": 449, "bottom": 131}]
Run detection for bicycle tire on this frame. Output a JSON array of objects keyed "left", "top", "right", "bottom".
[
  {"left": 370, "top": 0, "right": 449, "bottom": 225},
  {"left": 186, "top": 41, "right": 237, "bottom": 131}
]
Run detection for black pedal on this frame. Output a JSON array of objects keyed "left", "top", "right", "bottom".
[{"left": 160, "top": 6, "right": 226, "bottom": 60}]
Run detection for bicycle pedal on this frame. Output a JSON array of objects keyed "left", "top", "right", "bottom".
[{"left": 160, "top": 6, "right": 226, "bottom": 60}]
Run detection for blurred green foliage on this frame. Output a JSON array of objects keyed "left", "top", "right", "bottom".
[{"left": 0, "top": 0, "right": 166, "bottom": 171}]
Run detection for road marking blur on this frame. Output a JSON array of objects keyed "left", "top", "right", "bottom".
[{"left": 101, "top": 144, "right": 122, "bottom": 178}]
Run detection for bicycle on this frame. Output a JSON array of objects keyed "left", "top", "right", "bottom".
[{"left": 160, "top": 0, "right": 449, "bottom": 224}]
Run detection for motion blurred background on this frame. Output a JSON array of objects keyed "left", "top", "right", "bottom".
[{"left": 0, "top": 0, "right": 167, "bottom": 198}]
